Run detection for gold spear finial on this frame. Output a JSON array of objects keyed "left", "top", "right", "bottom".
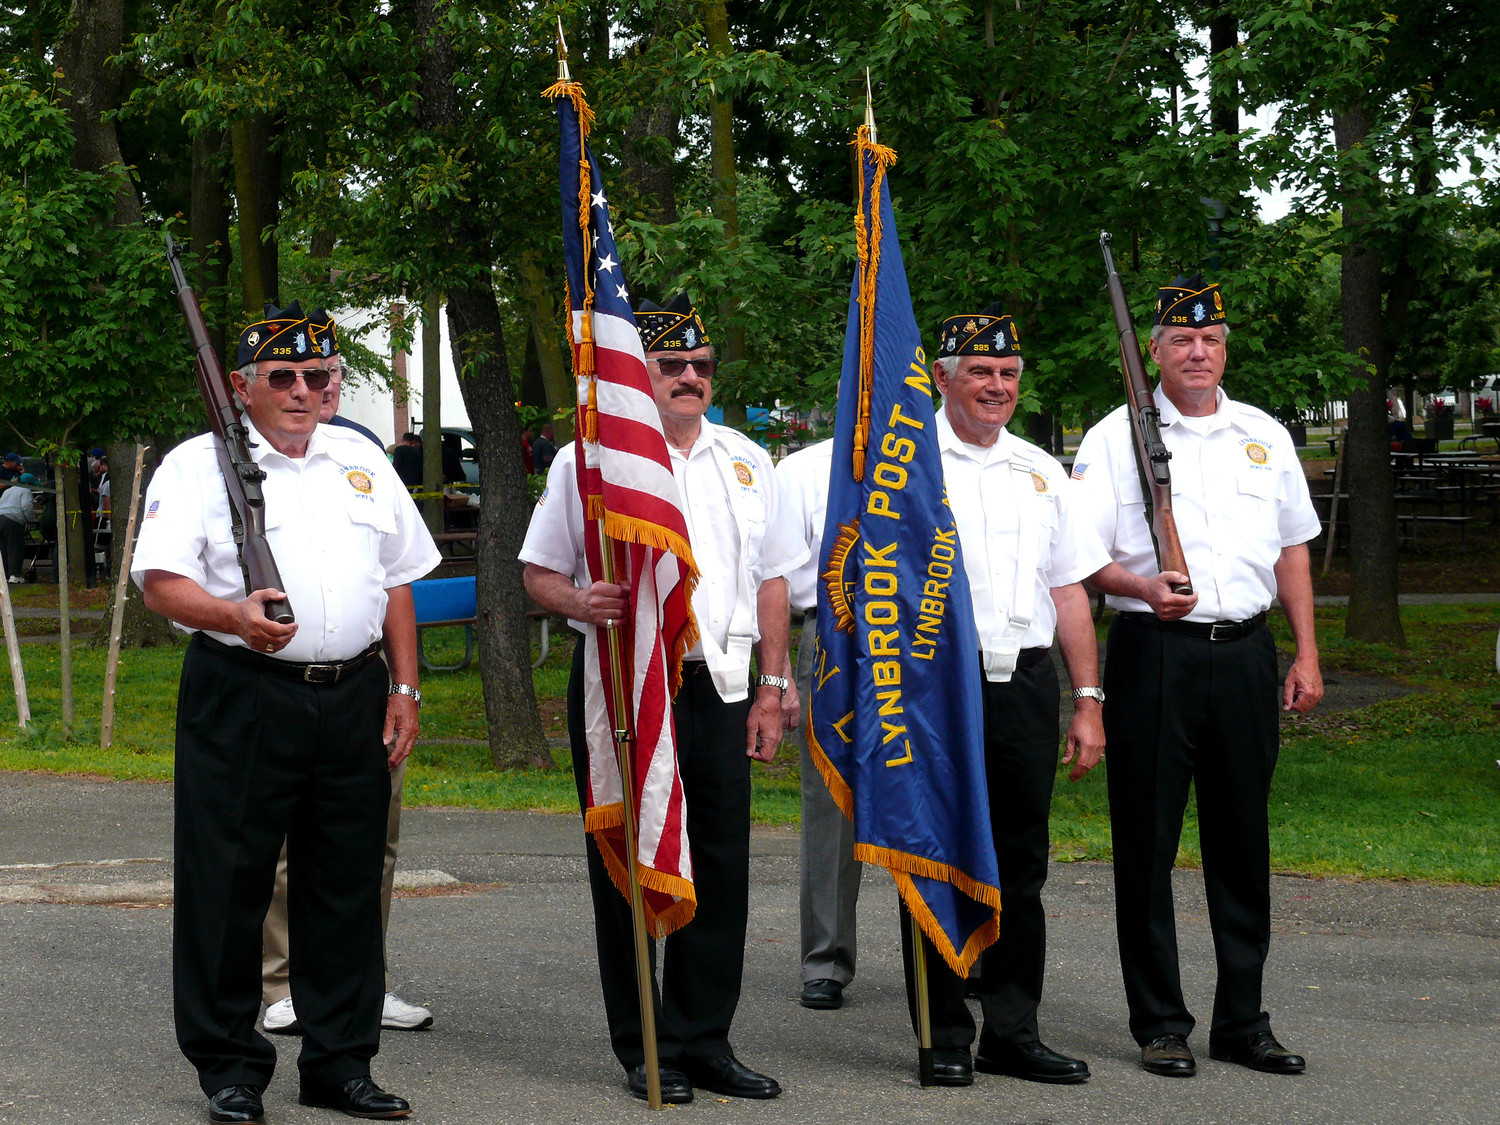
[
  {"left": 557, "top": 15, "right": 570, "bottom": 82},
  {"left": 864, "top": 68, "right": 877, "bottom": 145}
]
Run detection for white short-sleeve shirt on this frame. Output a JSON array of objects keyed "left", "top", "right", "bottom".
[
  {"left": 519, "top": 421, "right": 807, "bottom": 654},
  {"left": 938, "top": 408, "right": 1111, "bottom": 664},
  {"left": 1071, "top": 386, "right": 1322, "bottom": 622},
  {"left": 131, "top": 419, "right": 441, "bottom": 661},
  {"left": 773, "top": 439, "right": 835, "bottom": 613}
]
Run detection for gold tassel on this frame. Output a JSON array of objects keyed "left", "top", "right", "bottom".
[
  {"left": 848, "top": 125, "right": 898, "bottom": 483},
  {"left": 540, "top": 79, "right": 596, "bottom": 136}
]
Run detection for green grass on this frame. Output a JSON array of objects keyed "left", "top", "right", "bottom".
[{"left": 2, "top": 605, "right": 1498, "bottom": 881}]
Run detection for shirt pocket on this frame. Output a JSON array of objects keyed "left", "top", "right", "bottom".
[{"left": 1118, "top": 470, "right": 1146, "bottom": 508}]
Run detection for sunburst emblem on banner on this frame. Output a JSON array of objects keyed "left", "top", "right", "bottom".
[{"left": 821, "top": 520, "right": 861, "bottom": 634}]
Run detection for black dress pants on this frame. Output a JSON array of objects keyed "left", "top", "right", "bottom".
[
  {"left": 568, "top": 642, "right": 752, "bottom": 1069},
  {"left": 173, "top": 637, "right": 390, "bottom": 1095},
  {"left": 0, "top": 515, "right": 25, "bottom": 579},
  {"left": 901, "top": 650, "right": 1060, "bottom": 1051},
  {"left": 1102, "top": 615, "right": 1281, "bottom": 1047}
]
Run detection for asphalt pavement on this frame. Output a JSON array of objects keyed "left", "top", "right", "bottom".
[{"left": 1, "top": 771, "right": 1497, "bottom": 1125}]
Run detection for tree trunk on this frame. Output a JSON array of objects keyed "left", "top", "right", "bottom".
[
  {"left": 190, "top": 127, "right": 232, "bottom": 363},
  {"left": 251, "top": 115, "right": 282, "bottom": 305},
  {"left": 1334, "top": 103, "right": 1404, "bottom": 645},
  {"left": 519, "top": 322, "right": 547, "bottom": 412},
  {"left": 447, "top": 291, "right": 550, "bottom": 767},
  {"left": 415, "top": 0, "right": 548, "bottom": 768},
  {"left": 704, "top": 0, "right": 748, "bottom": 424},
  {"left": 230, "top": 120, "right": 266, "bottom": 314},
  {"left": 621, "top": 99, "right": 679, "bottom": 226},
  {"left": 518, "top": 252, "right": 574, "bottom": 441},
  {"left": 54, "top": 0, "right": 140, "bottom": 226}
]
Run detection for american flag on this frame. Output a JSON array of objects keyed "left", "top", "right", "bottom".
[
  {"left": 553, "top": 79, "right": 699, "bottom": 937},
  {"left": 1070, "top": 462, "right": 1087, "bottom": 481}
]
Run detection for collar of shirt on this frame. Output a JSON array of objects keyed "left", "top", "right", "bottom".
[
  {"left": 936, "top": 405, "right": 1015, "bottom": 465},
  {"left": 1154, "top": 384, "right": 1256, "bottom": 437},
  {"left": 242, "top": 414, "right": 334, "bottom": 465},
  {"left": 668, "top": 421, "right": 717, "bottom": 461}
]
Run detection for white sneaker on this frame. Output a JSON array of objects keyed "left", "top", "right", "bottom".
[
  {"left": 381, "top": 992, "right": 433, "bottom": 1030},
  {"left": 7, "top": 576, "right": 22, "bottom": 584},
  {"left": 262, "top": 996, "right": 301, "bottom": 1034}
]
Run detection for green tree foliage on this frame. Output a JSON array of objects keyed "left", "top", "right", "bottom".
[{"left": 0, "top": 74, "right": 187, "bottom": 447}]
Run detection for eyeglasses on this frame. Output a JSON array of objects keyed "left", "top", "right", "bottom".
[
  {"left": 652, "top": 357, "right": 717, "bottom": 379},
  {"left": 262, "top": 369, "right": 332, "bottom": 391}
]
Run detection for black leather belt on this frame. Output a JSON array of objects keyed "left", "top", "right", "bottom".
[
  {"left": 194, "top": 633, "right": 383, "bottom": 683},
  {"left": 1119, "top": 611, "right": 1267, "bottom": 642},
  {"left": 1015, "top": 646, "right": 1050, "bottom": 669}
]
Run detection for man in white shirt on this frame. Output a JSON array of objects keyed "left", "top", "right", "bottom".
[
  {"left": 258, "top": 309, "right": 434, "bottom": 1039},
  {"left": 134, "top": 303, "right": 438, "bottom": 1124},
  {"left": 520, "top": 294, "right": 804, "bottom": 1104},
  {"left": 1073, "top": 274, "right": 1322, "bottom": 1079},
  {"left": 774, "top": 439, "right": 864, "bottom": 1011},
  {"left": 901, "top": 304, "right": 1111, "bottom": 1087}
]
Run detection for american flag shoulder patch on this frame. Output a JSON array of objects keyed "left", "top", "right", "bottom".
[
  {"left": 145, "top": 500, "right": 160, "bottom": 519},
  {"left": 1070, "top": 463, "right": 1087, "bottom": 480}
]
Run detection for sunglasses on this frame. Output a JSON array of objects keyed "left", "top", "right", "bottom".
[
  {"left": 652, "top": 357, "right": 717, "bottom": 379},
  {"left": 262, "top": 368, "right": 332, "bottom": 391}
]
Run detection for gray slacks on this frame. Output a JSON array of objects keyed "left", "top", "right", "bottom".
[{"left": 796, "top": 613, "right": 863, "bottom": 985}]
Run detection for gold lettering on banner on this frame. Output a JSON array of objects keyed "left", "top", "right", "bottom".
[{"left": 911, "top": 519, "right": 956, "bottom": 661}]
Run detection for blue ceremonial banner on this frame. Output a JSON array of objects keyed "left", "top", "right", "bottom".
[{"left": 807, "top": 130, "right": 1001, "bottom": 975}]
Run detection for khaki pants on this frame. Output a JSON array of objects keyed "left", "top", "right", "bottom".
[{"left": 262, "top": 758, "right": 406, "bottom": 1004}]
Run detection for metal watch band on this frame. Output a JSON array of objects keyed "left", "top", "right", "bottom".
[
  {"left": 1072, "top": 686, "right": 1105, "bottom": 704},
  {"left": 757, "top": 674, "right": 789, "bottom": 694},
  {"left": 389, "top": 683, "right": 423, "bottom": 708}
]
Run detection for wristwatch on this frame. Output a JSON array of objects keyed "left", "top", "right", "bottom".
[
  {"left": 757, "top": 674, "right": 789, "bottom": 695},
  {"left": 389, "top": 683, "right": 423, "bottom": 708},
  {"left": 1072, "top": 686, "right": 1105, "bottom": 704}
]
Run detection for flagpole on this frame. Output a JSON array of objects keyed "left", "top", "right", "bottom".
[
  {"left": 863, "top": 70, "right": 934, "bottom": 1087},
  {"left": 554, "top": 20, "right": 663, "bottom": 1108},
  {"left": 595, "top": 530, "right": 664, "bottom": 1110},
  {"left": 910, "top": 912, "right": 936, "bottom": 1086}
]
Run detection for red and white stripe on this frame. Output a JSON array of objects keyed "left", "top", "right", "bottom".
[{"left": 572, "top": 306, "right": 699, "bottom": 937}]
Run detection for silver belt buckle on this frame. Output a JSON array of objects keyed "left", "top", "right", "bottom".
[
  {"left": 303, "top": 663, "right": 339, "bottom": 683},
  {"left": 1209, "top": 622, "right": 1233, "bottom": 642}
]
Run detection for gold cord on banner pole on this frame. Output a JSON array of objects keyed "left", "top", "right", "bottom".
[
  {"left": 597, "top": 529, "right": 664, "bottom": 1111},
  {"left": 910, "top": 912, "right": 936, "bottom": 1086}
]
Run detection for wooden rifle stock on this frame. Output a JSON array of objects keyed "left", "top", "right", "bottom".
[
  {"left": 163, "top": 235, "right": 294, "bottom": 624},
  {"left": 1098, "top": 232, "right": 1192, "bottom": 594}
]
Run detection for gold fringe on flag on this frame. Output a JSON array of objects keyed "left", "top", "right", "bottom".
[
  {"left": 806, "top": 712, "right": 998, "bottom": 977},
  {"left": 849, "top": 125, "right": 897, "bottom": 482},
  {"left": 584, "top": 802, "right": 698, "bottom": 938}
]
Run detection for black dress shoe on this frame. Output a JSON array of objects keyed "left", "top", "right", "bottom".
[
  {"left": 299, "top": 1075, "right": 412, "bottom": 1119},
  {"left": 208, "top": 1085, "right": 264, "bottom": 1124},
  {"left": 627, "top": 1063, "right": 693, "bottom": 1104},
  {"left": 800, "top": 978, "right": 845, "bottom": 1009},
  {"left": 975, "top": 1040, "right": 1090, "bottom": 1084},
  {"left": 1209, "top": 1030, "right": 1306, "bottom": 1074},
  {"left": 1141, "top": 1033, "right": 1197, "bottom": 1077},
  {"left": 681, "top": 1054, "right": 782, "bottom": 1099},
  {"left": 927, "top": 1049, "right": 973, "bottom": 1087}
]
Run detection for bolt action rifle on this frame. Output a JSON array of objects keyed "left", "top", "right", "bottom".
[
  {"left": 164, "top": 234, "right": 294, "bottom": 623},
  {"left": 1098, "top": 232, "right": 1192, "bottom": 594}
]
